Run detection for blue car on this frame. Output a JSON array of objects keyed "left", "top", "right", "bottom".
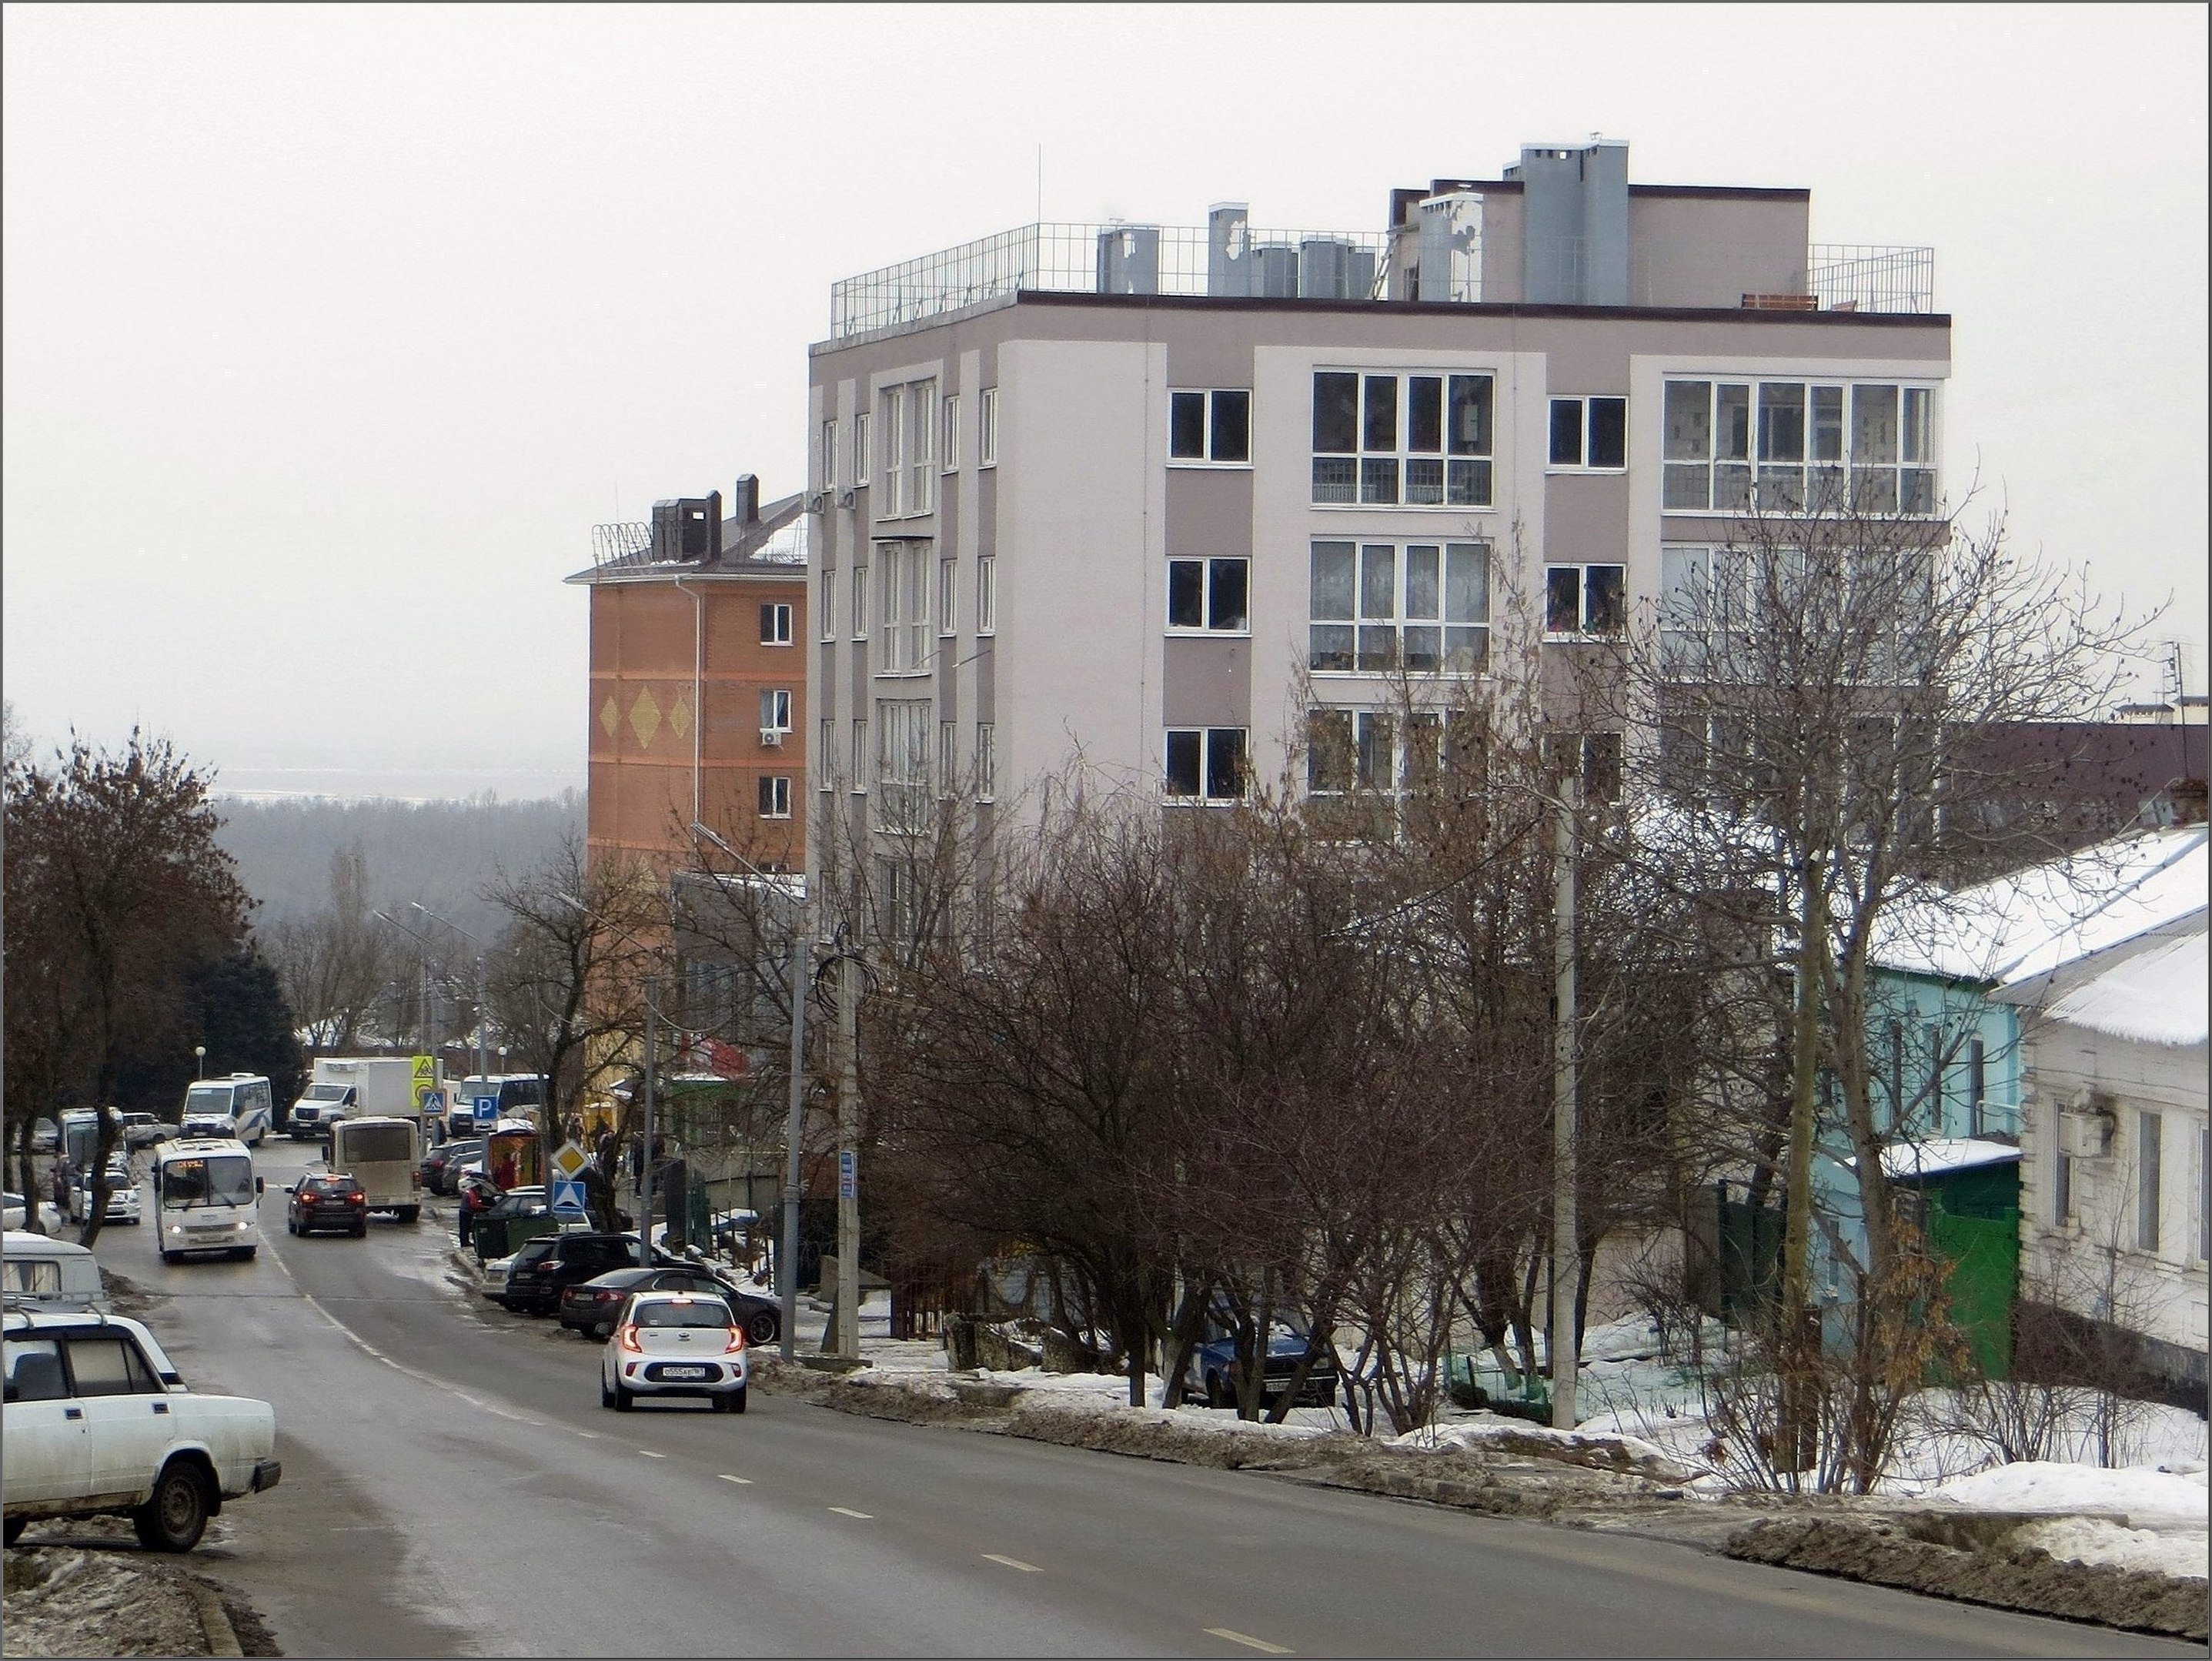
[{"left": 1189, "top": 1302, "right": 1342, "bottom": 1410}]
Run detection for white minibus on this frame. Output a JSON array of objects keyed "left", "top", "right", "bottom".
[
  {"left": 152, "top": 1138, "right": 262, "bottom": 1264},
  {"left": 326, "top": 1118, "right": 422, "bottom": 1224},
  {"left": 179, "top": 1075, "right": 274, "bottom": 1146}
]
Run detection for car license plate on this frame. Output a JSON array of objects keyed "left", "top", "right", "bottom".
[
  {"left": 188, "top": 1217, "right": 227, "bottom": 1230},
  {"left": 660, "top": 1365, "right": 707, "bottom": 1379}
]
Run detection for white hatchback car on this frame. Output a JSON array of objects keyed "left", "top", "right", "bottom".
[{"left": 600, "top": 1292, "right": 748, "bottom": 1413}]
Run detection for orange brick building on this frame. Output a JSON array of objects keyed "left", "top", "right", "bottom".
[{"left": 570, "top": 477, "right": 808, "bottom": 875}]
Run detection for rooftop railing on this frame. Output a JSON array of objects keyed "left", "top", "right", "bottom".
[{"left": 828, "top": 223, "right": 1936, "bottom": 340}]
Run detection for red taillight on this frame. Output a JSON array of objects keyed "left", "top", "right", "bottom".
[
  {"left": 723, "top": 1328, "right": 746, "bottom": 1354},
  {"left": 350, "top": 1195, "right": 366, "bottom": 1205},
  {"left": 617, "top": 1325, "right": 644, "bottom": 1353}
]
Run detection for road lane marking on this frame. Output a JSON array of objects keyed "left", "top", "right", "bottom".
[
  {"left": 827, "top": 1507, "right": 873, "bottom": 1519},
  {"left": 638, "top": 1450, "right": 666, "bottom": 1458},
  {"left": 718, "top": 1474, "right": 753, "bottom": 1485},
  {"left": 982, "top": 1553, "right": 1041, "bottom": 1572},
  {"left": 574, "top": 1431, "right": 601, "bottom": 1439},
  {"left": 1205, "top": 1630, "right": 1293, "bottom": 1656}
]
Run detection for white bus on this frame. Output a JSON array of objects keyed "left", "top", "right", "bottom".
[
  {"left": 326, "top": 1118, "right": 422, "bottom": 1224},
  {"left": 179, "top": 1075, "right": 274, "bottom": 1146},
  {"left": 152, "top": 1138, "right": 262, "bottom": 1264}
]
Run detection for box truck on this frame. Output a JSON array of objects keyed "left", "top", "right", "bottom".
[{"left": 289, "top": 1057, "right": 436, "bottom": 1141}]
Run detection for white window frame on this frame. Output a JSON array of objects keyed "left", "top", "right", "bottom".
[
  {"left": 874, "top": 697, "right": 934, "bottom": 830},
  {"left": 1311, "top": 369, "right": 1494, "bottom": 509},
  {"left": 975, "top": 555, "right": 997, "bottom": 634},
  {"left": 938, "top": 720, "right": 957, "bottom": 797},
  {"left": 850, "top": 717, "right": 868, "bottom": 794},
  {"left": 979, "top": 387, "right": 999, "bottom": 467},
  {"left": 850, "top": 562, "right": 868, "bottom": 640},
  {"left": 1167, "top": 388, "right": 1253, "bottom": 468},
  {"left": 819, "top": 418, "right": 839, "bottom": 491},
  {"left": 940, "top": 393, "right": 961, "bottom": 473},
  {"left": 1542, "top": 563, "right": 1627, "bottom": 640},
  {"left": 875, "top": 540, "right": 932, "bottom": 676},
  {"left": 1662, "top": 377, "right": 1938, "bottom": 516},
  {"left": 1308, "top": 539, "right": 1490, "bottom": 675},
  {"left": 1166, "top": 556, "right": 1251, "bottom": 634},
  {"left": 760, "top": 688, "right": 793, "bottom": 733},
  {"left": 854, "top": 412, "right": 871, "bottom": 486},
  {"left": 759, "top": 602, "right": 794, "bottom": 647},
  {"left": 819, "top": 718, "right": 836, "bottom": 790},
  {"left": 938, "top": 557, "right": 958, "bottom": 637},
  {"left": 820, "top": 570, "right": 837, "bottom": 641},
  {"left": 1547, "top": 395, "right": 1628, "bottom": 473},
  {"left": 2139, "top": 1109, "right": 2163, "bottom": 1255},
  {"left": 976, "top": 723, "right": 996, "bottom": 802},
  {"left": 1162, "top": 727, "right": 1248, "bottom": 804},
  {"left": 757, "top": 774, "right": 793, "bottom": 820}
]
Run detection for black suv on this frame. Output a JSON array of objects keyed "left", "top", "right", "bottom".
[
  {"left": 288, "top": 1173, "right": 368, "bottom": 1238},
  {"left": 500, "top": 1232, "right": 648, "bottom": 1315}
]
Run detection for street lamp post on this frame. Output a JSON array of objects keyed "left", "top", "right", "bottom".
[
  {"left": 410, "top": 904, "right": 490, "bottom": 1126},
  {"left": 691, "top": 822, "right": 809, "bottom": 1363},
  {"left": 193, "top": 1045, "right": 206, "bottom": 1081}
]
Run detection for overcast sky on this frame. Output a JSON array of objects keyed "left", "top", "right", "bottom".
[{"left": 5, "top": 3, "right": 2204, "bottom": 796}]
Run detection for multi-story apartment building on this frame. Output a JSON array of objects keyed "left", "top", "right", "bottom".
[
  {"left": 806, "top": 140, "right": 1946, "bottom": 861},
  {"left": 569, "top": 476, "right": 809, "bottom": 874}
]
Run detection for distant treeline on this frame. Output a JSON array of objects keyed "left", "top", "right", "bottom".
[{"left": 214, "top": 792, "right": 585, "bottom": 937}]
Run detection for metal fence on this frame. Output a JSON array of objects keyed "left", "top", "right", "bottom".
[
  {"left": 1806, "top": 245, "right": 1936, "bottom": 315},
  {"left": 830, "top": 221, "right": 1392, "bottom": 339}
]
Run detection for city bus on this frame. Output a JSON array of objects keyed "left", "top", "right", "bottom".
[{"left": 152, "top": 1138, "right": 262, "bottom": 1264}]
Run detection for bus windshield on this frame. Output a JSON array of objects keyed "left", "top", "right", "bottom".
[
  {"left": 185, "top": 1084, "right": 236, "bottom": 1116},
  {"left": 160, "top": 1155, "right": 255, "bottom": 1208}
]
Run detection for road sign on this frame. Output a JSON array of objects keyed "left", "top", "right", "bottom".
[
  {"left": 552, "top": 1141, "right": 589, "bottom": 1181},
  {"left": 837, "top": 1149, "right": 857, "bottom": 1201},
  {"left": 419, "top": 1088, "right": 446, "bottom": 1118},
  {"left": 550, "top": 1176, "right": 589, "bottom": 1219},
  {"left": 472, "top": 1095, "right": 499, "bottom": 1128},
  {"left": 411, "top": 1054, "right": 436, "bottom": 1082}
]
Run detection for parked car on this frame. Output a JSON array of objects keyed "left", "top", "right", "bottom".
[
  {"left": 65, "top": 1155, "right": 142, "bottom": 1225},
  {"left": 601, "top": 1291, "right": 747, "bottom": 1412},
  {"left": 2, "top": 1196, "right": 62, "bottom": 1235},
  {"left": 417, "top": 1139, "right": 482, "bottom": 1197},
  {"left": 119, "top": 1113, "right": 175, "bottom": 1151},
  {"left": 28, "top": 1120, "right": 58, "bottom": 1155},
  {"left": 1189, "top": 1302, "right": 1343, "bottom": 1411},
  {"left": 500, "top": 1232, "right": 653, "bottom": 1316},
  {"left": 286, "top": 1173, "right": 369, "bottom": 1238},
  {"left": 2, "top": 1308, "right": 279, "bottom": 1550},
  {"left": 561, "top": 1265, "right": 780, "bottom": 1345}
]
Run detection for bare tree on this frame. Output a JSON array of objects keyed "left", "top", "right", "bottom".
[{"left": 263, "top": 840, "right": 394, "bottom": 1051}]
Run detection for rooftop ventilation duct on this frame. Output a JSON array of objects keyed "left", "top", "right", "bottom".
[
  {"left": 1096, "top": 225, "right": 1161, "bottom": 296},
  {"left": 1207, "top": 203, "right": 1251, "bottom": 296}
]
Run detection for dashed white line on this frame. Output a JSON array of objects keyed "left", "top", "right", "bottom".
[
  {"left": 717, "top": 1474, "right": 753, "bottom": 1485},
  {"left": 827, "top": 1506, "right": 873, "bottom": 1519},
  {"left": 638, "top": 1450, "right": 666, "bottom": 1458},
  {"left": 982, "top": 1553, "right": 1041, "bottom": 1572},
  {"left": 1205, "top": 1629, "right": 1293, "bottom": 1656}
]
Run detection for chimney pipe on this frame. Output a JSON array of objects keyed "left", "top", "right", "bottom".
[{"left": 733, "top": 473, "right": 760, "bottom": 524}]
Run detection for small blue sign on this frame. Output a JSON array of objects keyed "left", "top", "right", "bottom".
[
  {"left": 550, "top": 1176, "right": 589, "bottom": 1218},
  {"left": 420, "top": 1089, "right": 446, "bottom": 1116},
  {"left": 472, "top": 1095, "right": 499, "bottom": 1127},
  {"left": 837, "top": 1149, "right": 857, "bottom": 1201}
]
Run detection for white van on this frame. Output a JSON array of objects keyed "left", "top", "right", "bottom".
[
  {"left": 152, "top": 1139, "right": 262, "bottom": 1264},
  {"left": 1, "top": 1230, "right": 109, "bottom": 1312},
  {"left": 326, "top": 1118, "right": 421, "bottom": 1223},
  {"left": 179, "top": 1075, "right": 274, "bottom": 1146}
]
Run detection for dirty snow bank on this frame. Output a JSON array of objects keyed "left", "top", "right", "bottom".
[{"left": 1, "top": 1548, "right": 211, "bottom": 1658}]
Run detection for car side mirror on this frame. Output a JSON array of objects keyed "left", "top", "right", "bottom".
[{"left": 255, "top": 1177, "right": 266, "bottom": 1195}]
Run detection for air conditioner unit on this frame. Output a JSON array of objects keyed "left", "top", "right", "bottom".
[
  {"left": 759, "top": 727, "right": 785, "bottom": 747},
  {"left": 836, "top": 487, "right": 858, "bottom": 510},
  {"left": 2057, "top": 1090, "right": 2114, "bottom": 1159},
  {"left": 804, "top": 491, "right": 829, "bottom": 514}
]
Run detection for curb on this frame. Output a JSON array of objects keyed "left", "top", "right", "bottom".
[{"left": 185, "top": 1577, "right": 243, "bottom": 1659}]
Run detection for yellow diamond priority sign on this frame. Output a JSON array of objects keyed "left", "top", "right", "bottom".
[{"left": 552, "top": 1141, "right": 589, "bottom": 1181}]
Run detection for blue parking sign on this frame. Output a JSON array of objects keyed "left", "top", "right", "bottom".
[{"left": 472, "top": 1095, "right": 499, "bottom": 1127}]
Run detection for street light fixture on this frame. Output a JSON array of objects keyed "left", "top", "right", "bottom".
[
  {"left": 690, "top": 821, "right": 811, "bottom": 1362},
  {"left": 193, "top": 1045, "right": 206, "bottom": 1081},
  {"left": 409, "top": 903, "right": 491, "bottom": 1121}
]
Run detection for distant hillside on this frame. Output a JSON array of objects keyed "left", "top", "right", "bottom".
[{"left": 214, "top": 793, "right": 585, "bottom": 939}]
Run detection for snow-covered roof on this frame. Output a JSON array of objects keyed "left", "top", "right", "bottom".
[
  {"left": 1878, "top": 1137, "right": 2022, "bottom": 1180},
  {"left": 2033, "top": 928, "right": 2207, "bottom": 1048},
  {"left": 1872, "top": 826, "right": 2207, "bottom": 985}
]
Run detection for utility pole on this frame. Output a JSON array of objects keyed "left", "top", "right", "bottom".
[
  {"left": 835, "top": 950, "right": 860, "bottom": 1361},
  {"left": 780, "top": 930, "right": 809, "bottom": 1362},
  {"left": 640, "top": 986, "right": 657, "bottom": 1265},
  {"left": 1549, "top": 776, "right": 1580, "bottom": 1432}
]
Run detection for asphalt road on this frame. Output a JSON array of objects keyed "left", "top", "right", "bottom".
[{"left": 53, "top": 1139, "right": 2200, "bottom": 1658}]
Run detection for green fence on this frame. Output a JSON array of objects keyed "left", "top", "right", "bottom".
[
  {"left": 1717, "top": 1188, "right": 1786, "bottom": 1323},
  {"left": 1929, "top": 1202, "right": 2019, "bottom": 1380}
]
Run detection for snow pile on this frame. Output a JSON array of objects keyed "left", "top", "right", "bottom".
[
  {"left": 1927, "top": 1459, "right": 2209, "bottom": 1528},
  {"left": 1392, "top": 1417, "right": 1706, "bottom": 1482},
  {"left": 2013, "top": 1516, "right": 2208, "bottom": 1582}
]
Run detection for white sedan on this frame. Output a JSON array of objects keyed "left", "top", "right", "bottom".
[
  {"left": 600, "top": 1292, "right": 749, "bottom": 1413},
  {"left": 2, "top": 1193, "right": 62, "bottom": 1233}
]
